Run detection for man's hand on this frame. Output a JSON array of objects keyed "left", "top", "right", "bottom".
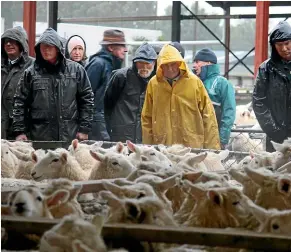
[
  {"left": 76, "top": 132, "right": 88, "bottom": 141},
  {"left": 16, "top": 134, "right": 28, "bottom": 141}
]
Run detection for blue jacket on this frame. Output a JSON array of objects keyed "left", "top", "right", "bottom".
[
  {"left": 85, "top": 47, "right": 123, "bottom": 118},
  {"left": 199, "top": 64, "right": 236, "bottom": 145}
]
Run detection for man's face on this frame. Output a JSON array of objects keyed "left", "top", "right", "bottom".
[
  {"left": 4, "top": 38, "right": 21, "bottom": 59},
  {"left": 40, "top": 43, "right": 58, "bottom": 63},
  {"left": 136, "top": 61, "right": 155, "bottom": 78},
  {"left": 70, "top": 45, "right": 84, "bottom": 62},
  {"left": 160, "top": 62, "right": 181, "bottom": 79},
  {"left": 275, "top": 40, "right": 291, "bottom": 61},
  {"left": 193, "top": 60, "right": 211, "bottom": 76},
  {"left": 109, "top": 45, "right": 128, "bottom": 60}
]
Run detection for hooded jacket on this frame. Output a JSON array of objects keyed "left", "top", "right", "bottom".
[
  {"left": 85, "top": 45, "right": 124, "bottom": 140},
  {"left": 104, "top": 42, "right": 157, "bottom": 143},
  {"left": 12, "top": 28, "right": 94, "bottom": 141},
  {"left": 253, "top": 21, "right": 291, "bottom": 143},
  {"left": 65, "top": 35, "right": 87, "bottom": 67},
  {"left": 1, "top": 27, "right": 34, "bottom": 139},
  {"left": 198, "top": 64, "right": 236, "bottom": 145},
  {"left": 141, "top": 44, "right": 220, "bottom": 149}
]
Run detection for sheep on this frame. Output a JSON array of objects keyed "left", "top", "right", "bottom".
[
  {"left": 89, "top": 150, "right": 135, "bottom": 180},
  {"left": 31, "top": 148, "right": 90, "bottom": 181},
  {"left": 7, "top": 185, "right": 70, "bottom": 218},
  {"left": 126, "top": 140, "right": 173, "bottom": 168},
  {"left": 43, "top": 178, "right": 84, "bottom": 218},
  {"left": 100, "top": 191, "right": 176, "bottom": 252},
  {"left": 235, "top": 102, "right": 257, "bottom": 126},
  {"left": 92, "top": 141, "right": 129, "bottom": 156},
  {"left": 244, "top": 167, "right": 291, "bottom": 210},
  {"left": 231, "top": 133, "right": 263, "bottom": 153},
  {"left": 1, "top": 142, "right": 19, "bottom": 178},
  {"left": 240, "top": 195, "right": 291, "bottom": 235},
  {"left": 182, "top": 182, "right": 254, "bottom": 229},
  {"left": 158, "top": 144, "right": 191, "bottom": 156},
  {"left": 68, "top": 139, "right": 101, "bottom": 171},
  {"left": 39, "top": 214, "right": 107, "bottom": 252},
  {"left": 134, "top": 173, "right": 182, "bottom": 213},
  {"left": 202, "top": 150, "right": 229, "bottom": 171},
  {"left": 175, "top": 152, "right": 208, "bottom": 172},
  {"left": 9, "top": 148, "right": 46, "bottom": 180}
]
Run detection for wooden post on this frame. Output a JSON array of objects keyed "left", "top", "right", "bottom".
[
  {"left": 23, "top": 1, "right": 36, "bottom": 57},
  {"left": 254, "top": 1, "right": 270, "bottom": 78}
]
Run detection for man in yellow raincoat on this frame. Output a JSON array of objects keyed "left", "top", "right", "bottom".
[{"left": 141, "top": 44, "right": 220, "bottom": 149}]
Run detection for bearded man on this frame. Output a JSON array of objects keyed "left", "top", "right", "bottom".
[{"left": 104, "top": 42, "right": 157, "bottom": 143}]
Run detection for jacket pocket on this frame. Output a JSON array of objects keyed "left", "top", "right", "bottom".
[{"left": 32, "top": 79, "right": 50, "bottom": 110}]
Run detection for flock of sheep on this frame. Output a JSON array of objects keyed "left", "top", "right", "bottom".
[{"left": 1, "top": 136, "right": 291, "bottom": 252}]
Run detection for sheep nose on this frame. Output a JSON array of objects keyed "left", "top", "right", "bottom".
[
  {"left": 31, "top": 172, "right": 36, "bottom": 177},
  {"left": 15, "top": 202, "right": 25, "bottom": 213}
]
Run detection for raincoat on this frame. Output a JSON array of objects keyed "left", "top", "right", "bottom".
[
  {"left": 141, "top": 44, "right": 220, "bottom": 149},
  {"left": 199, "top": 64, "right": 236, "bottom": 145},
  {"left": 253, "top": 21, "right": 291, "bottom": 145}
]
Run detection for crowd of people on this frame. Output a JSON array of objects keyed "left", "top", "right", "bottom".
[{"left": 1, "top": 20, "right": 291, "bottom": 150}]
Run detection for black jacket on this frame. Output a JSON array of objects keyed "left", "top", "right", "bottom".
[
  {"left": 253, "top": 21, "right": 291, "bottom": 143},
  {"left": 12, "top": 28, "right": 94, "bottom": 141},
  {"left": 65, "top": 35, "right": 87, "bottom": 67},
  {"left": 104, "top": 42, "right": 157, "bottom": 143},
  {"left": 1, "top": 27, "right": 34, "bottom": 139}
]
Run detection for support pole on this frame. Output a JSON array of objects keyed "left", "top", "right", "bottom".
[
  {"left": 48, "top": 1, "right": 58, "bottom": 31},
  {"left": 172, "top": 1, "right": 181, "bottom": 42},
  {"left": 23, "top": 1, "right": 36, "bottom": 57},
  {"left": 254, "top": 1, "right": 270, "bottom": 78},
  {"left": 224, "top": 6, "right": 230, "bottom": 79}
]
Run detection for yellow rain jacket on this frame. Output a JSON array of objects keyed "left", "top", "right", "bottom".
[{"left": 141, "top": 44, "right": 220, "bottom": 149}]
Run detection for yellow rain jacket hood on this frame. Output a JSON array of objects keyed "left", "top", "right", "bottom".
[{"left": 141, "top": 44, "right": 220, "bottom": 149}]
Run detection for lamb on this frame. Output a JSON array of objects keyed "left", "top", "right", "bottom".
[
  {"left": 240, "top": 195, "right": 291, "bottom": 235},
  {"left": 43, "top": 178, "right": 84, "bottom": 218},
  {"left": 31, "top": 148, "right": 90, "bottom": 181},
  {"left": 244, "top": 167, "right": 291, "bottom": 210},
  {"left": 100, "top": 191, "right": 176, "bottom": 251},
  {"left": 6, "top": 185, "right": 70, "bottom": 218},
  {"left": 1, "top": 142, "right": 19, "bottom": 178},
  {"left": 158, "top": 144, "right": 191, "bottom": 156},
  {"left": 231, "top": 133, "right": 263, "bottom": 153},
  {"left": 182, "top": 182, "right": 254, "bottom": 229},
  {"left": 89, "top": 150, "right": 135, "bottom": 180},
  {"left": 39, "top": 214, "right": 107, "bottom": 252},
  {"left": 68, "top": 139, "right": 102, "bottom": 171},
  {"left": 175, "top": 152, "right": 208, "bottom": 172},
  {"left": 202, "top": 150, "right": 229, "bottom": 171},
  {"left": 126, "top": 140, "right": 173, "bottom": 168},
  {"left": 92, "top": 141, "right": 129, "bottom": 156}
]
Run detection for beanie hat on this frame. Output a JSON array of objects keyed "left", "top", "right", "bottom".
[
  {"left": 170, "top": 41, "right": 185, "bottom": 58},
  {"left": 100, "top": 29, "right": 126, "bottom": 45},
  {"left": 194, "top": 48, "right": 217, "bottom": 64},
  {"left": 68, "top": 36, "right": 85, "bottom": 54}
]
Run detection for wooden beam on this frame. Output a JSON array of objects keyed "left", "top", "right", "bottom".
[
  {"left": 2, "top": 216, "right": 291, "bottom": 251},
  {"left": 23, "top": 1, "right": 36, "bottom": 57},
  {"left": 254, "top": 1, "right": 270, "bottom": 77}
]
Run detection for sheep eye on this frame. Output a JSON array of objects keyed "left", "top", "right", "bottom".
[
  {"left": 6, "top": 152, "right": 8, "bottom": 154},
  {"left": 36, "top": 196, "right": 42, "bottom": 201},
  {"left": 112, "top": 162, "right": 118, "bottom": 165},
  {"left": 150, "top": 153, "right": 156, "bottom": 156},
  {"left": 255, "top": 161, "right": 259, "bottom": 164},
  {"left": 243, "top": 162, "right": 248, "bottom": 165},
  {"left": 52, "top": 158, "right": 59, "bottom": 163},
  {"left": 272, "top": 224, "right": 279, "bottom": 230},
  {"left": 232, "top": 201, "right": 239, "bottom": 205}
]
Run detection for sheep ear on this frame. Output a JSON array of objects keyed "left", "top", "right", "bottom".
[
  {"left": 60, "top": 153, "right": 68, "bottom": 164},
  {"left": 31, "top": 151, "right": 38, "bottom": 163},
  {"left": 157, "top": 174, "right": 181, "bottom": 192},
  {"left": 244, "top": 167, "right": 266, "bottom": 186},
  {"left": 92, "top": 215, "right": 105, "bottom": 236},
  {"left": 126, "top": 140, "right": 140, "bottom": 154},
  {"left": 186, "top": 152, "right": 207, "bottom": 165},
  {"left": 218, "top": 150, "right": 229, "bottom": 161},
  {"left": 72, "top": 139, "right": 79, "bottom": 150},
  {"left": 245, "top": 200, "right": 268, "bottom": 224},
  {"left": 90, "top": 150, "right": 105, "bottom": 162},
  {"left": 271, "top": 140, "right": 283, "bottom": 152},
  {"left": 183, "top": 180, "right": 205, "bottom": 198},
  {"left": 208, "top": 190, "right": 223, "bottom": 206},
  {"left": 229, "top": 168, "right": 248, "bottom": 184},
  {"left": 43, "top": 231, "right": 71, "bottom": 250},
  {"left": 99, "top": 191, "right": 121, "bottom": 208},
  {"left": 68, "top": 185, "right": 82, "bottom": 201},
  {"left": 141, "top": 155, "right": 149, "bottom": 161},
  {"left": 45, "top": 189, "right": 70, "bottom": 208},
  {"left": 116, "top": 142, "right": 124, "bottom": 153},
  {"left": 182, "top": 171, "right": 203, "bottom": 182},
  {"left": 277, "top": 177, "right": 291, "bottom": 196}
]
